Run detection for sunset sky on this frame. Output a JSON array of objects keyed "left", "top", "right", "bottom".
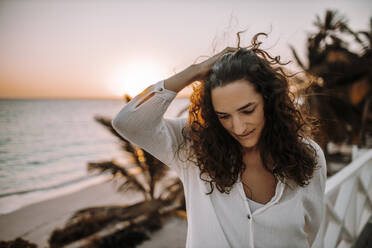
[{"left": 0, "top": 0, "right": 371, "bottom": 99}]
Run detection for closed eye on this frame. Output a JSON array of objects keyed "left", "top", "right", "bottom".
[
  {"left": 217, "top": 108, "right": 255, "bottom": 119},
  {"left": 242, "top": 109, "right": 255, "bottom": 114},
  {"left": 217, "top": 115, "right": 229, "bottom": 120}
]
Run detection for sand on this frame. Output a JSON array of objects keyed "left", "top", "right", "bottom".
[{"left": 0, "top": 180, "right": 187, "bottom": 247}]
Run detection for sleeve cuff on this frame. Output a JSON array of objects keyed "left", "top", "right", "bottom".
[{"left": 154, "top": 80, "right": 178, "bottom": 97}]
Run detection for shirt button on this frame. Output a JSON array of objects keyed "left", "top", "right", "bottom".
[{"left": 247, "top": 214, "right": 251, "bottom": 219}]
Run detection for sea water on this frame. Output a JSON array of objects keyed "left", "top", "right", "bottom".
[{"left": 0, "top": 97, "right": 189, "bottom": 215}]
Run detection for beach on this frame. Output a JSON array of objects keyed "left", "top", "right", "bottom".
[
  {"left": 0, "top": 98, "right": 189, "bottom": 247},
  {"left": 0, "top": 180, "right": 187, "bottom": 247}
]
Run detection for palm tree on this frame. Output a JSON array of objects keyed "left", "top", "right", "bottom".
[
  {"left": 48, "top": 95, "right": 186, "bottom": 248},
  {"left": 290, "top": 9, "right": 372, "bottom": 158},
  {"left": 0, "top": 238, "right": 37, "bottom": 248}
]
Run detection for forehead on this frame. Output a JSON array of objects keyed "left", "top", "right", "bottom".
[{"left": 211, "top": 79, "right": 262, "bottom": 112}]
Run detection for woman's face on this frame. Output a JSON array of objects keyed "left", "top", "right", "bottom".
[{"left": 211, "top": 79, "right": 265, "bottom": 150}]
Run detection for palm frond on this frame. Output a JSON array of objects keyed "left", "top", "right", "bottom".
[
  {"left": 159, "top": 179, "right": 185, "bottom": 209},
  {"left": 313, "top": 14, "right": 323, "bottom": 30},
  {"left": 159, "top": 179, "right": 183, "bottom": 201},
  {"left": 87, "top": 161, "right": 149, "bottom": 199},
  {"left": 357, "top": 18, "right": 372, "bottom": 53},
  {"left": 50, "top": 200, "right": 165, "bottom": 248},
  {"left": 289, "top": 45, "right": 306, "bottom": 70},
  {"left": 94, "top": 116, "right": 129, "bottom": 142},
  {"left": 329, "top": 35, "right": 345, "bottom": 47},
  {"left": 116, "top": 180, "right": 147, "bottom": 198},
  {"left": 87, "top": 160, "right": 126, "bottom": 176},
  {"left": 142, "top": 151, "right": 169, "bottom": 199},
  {"left": 120, "top": 142, "right": 148, "bottom": 173},
  {"left": 324, "top": 9, "right": 347, "bottom": 32},
  {"left": 359, "top": 31, "right": 371, "bottom": 44},
  {"left": 124, "top": 94, "right": 132, "bottom": 103},
  {"left": 290, "top": 9, "right": 372, "bottom": 150},
  {"left": 93, "top": 115, "right": 148, "bottom": 174},
  {"left": 0, "top": 238, "right": 37, "bottom": 248},
  {"left": 324, "top": 10, "right": 336, "bottom": 30}
]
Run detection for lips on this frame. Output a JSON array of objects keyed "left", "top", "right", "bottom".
[{"left": 236, "top": 128, "right": 256, "bottom": 138}]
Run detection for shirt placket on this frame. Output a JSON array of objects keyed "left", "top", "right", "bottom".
[{"left": 237, "top": 176, "right": 285, "bottom": 248}]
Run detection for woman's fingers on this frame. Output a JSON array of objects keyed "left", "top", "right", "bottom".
[
  {"left": 226, "top": 47, "right": 238, "bottom": 54},
  {"left": 211, "top": 47, "right": 237, "bottom": 61},
  {"left": 196, "top": 47, "right": 239, "bottom": 81},
  {"left": 212, "top": 47, "right": 238, "bottom": 63},
  {"left": 221, "top": 47, "right": 238, "bottom": 54}
]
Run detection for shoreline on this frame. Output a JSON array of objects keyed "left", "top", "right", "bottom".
[
  {"left": 0, "top": 178, "right": 187, "bottom": 248},
  {"left": 0, "top": 174, "right": 112, "bottom": 216},
  {"left": 0, "top": 180, "right": 143, "bottom": 247}
]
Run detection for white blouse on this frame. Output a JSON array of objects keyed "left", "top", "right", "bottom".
[
  {"left": 247, "top": 198, "right": 265, "bottom": 213},
  {"left": 112, "top": 80, "right": 327, "bottom": 248}
]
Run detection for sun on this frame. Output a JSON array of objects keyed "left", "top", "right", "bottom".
[{"left": 107, "top": 61, "right": 167, "bottom": 98}]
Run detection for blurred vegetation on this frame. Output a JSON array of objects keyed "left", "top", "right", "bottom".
[
  {"left": 48, "top": 94, "right": 186, "bottom": 248},
  {"left": 0, "top": 238, "right": 37, "bottom": 248},
  {"left": 42, "top": 8, "right": 372, "bottom": 248},
  {"left": 290, "top": 9, "right": 372, "bottom": 164}
]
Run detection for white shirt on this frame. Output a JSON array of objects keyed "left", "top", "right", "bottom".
[
  {"left": 247, "top": 198, "right": 265, "bottom": 213},
  {"left": 112, "top": 80, "right": 327, "bottom": 248}
]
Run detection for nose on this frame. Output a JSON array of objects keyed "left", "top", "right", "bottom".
[{"left": 231, "top": 115, "right": 246, "bottom": 135}]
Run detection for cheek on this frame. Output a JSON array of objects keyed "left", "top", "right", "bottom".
[
  {"left": 242, "top": 112, "right": 264, "bottom": 125},
  {"left": 219, "top": 119, "right": 232, "bottom": 131},
  {"left": 255, "top": 107, "right": 265, "bottom": 125}
]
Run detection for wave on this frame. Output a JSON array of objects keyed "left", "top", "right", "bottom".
[{"left": 0, "top": 173, "right": 110, "bottom": 198}]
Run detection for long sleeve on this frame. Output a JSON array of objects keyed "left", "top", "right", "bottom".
[
  {"left": 111, "top": 80, "right": 188, "bottom": 178},
  {"left": 303, "top": 139, "right": 327, "bottom": 248}
]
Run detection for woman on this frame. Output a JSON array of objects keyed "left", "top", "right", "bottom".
[{"left": 112, "top": 33, "right": 327, "bottom": 248}]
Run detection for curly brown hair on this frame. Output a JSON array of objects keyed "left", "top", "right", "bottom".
[{"left": 177, "top": 32, "right": 320, "bottom": 195}]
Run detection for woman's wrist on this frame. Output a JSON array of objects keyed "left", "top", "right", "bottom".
[
  {"left": 164, "top": 64, "right": 204, "bottom": 93},
  {"left": 164, "top": 47, "right": 238, "bottom": 93}
]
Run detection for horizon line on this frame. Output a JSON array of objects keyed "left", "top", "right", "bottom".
[{"left": 0, "top": 95, "right": 190, "bottom": 100}]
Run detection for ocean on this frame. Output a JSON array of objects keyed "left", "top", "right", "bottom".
[{"left": 0, "top": 97, "right": 189, "bottom": 215}]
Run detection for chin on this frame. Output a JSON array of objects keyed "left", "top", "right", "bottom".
[
  {"left": 241, "top": 142, "right": 257, "bottom": 149},
  {"left": 238, "top": 139, "right": 258, "bottom": 149}
]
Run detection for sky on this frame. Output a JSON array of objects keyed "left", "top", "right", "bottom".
[{"left": 0, "top": 0, "right": 371, "bottom": 99}]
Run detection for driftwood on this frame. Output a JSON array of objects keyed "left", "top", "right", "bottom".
[
  {"left": 49, "top": 200, "right": 183, "bottom": 248},
  {"left": 48, "top": 95, "right": 186, "bottom": 247},
  {"left": 0, "top": 238, "right": 37, "bottom": 248}
]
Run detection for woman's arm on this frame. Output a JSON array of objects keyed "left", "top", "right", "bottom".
[
  {"left": 111, "top": 47, "right": 238, "bottom": 177},
  {"left": 111, "top": 79, "right": 187, "bottom": 177},
  {"left": 164, "top": 46, "right": 238, "bottom": 93},
  {"left": 303, "top": 139, "right": 327, "bottom": 248}
]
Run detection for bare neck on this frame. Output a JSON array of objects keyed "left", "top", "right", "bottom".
[
  {"left": 242, "top": 148, "right": 263, "bottom": 170},
  {"left": 242, "top": 147, "right": 273, "bottom": 173}
]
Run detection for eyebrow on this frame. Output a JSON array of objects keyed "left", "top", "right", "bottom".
[{"left": 215, "top": 102, "right": 256, "bottom": 115}]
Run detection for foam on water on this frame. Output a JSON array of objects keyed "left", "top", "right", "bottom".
[{"left": 0, "top": 97, "right": 189, "bottom": 215}]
